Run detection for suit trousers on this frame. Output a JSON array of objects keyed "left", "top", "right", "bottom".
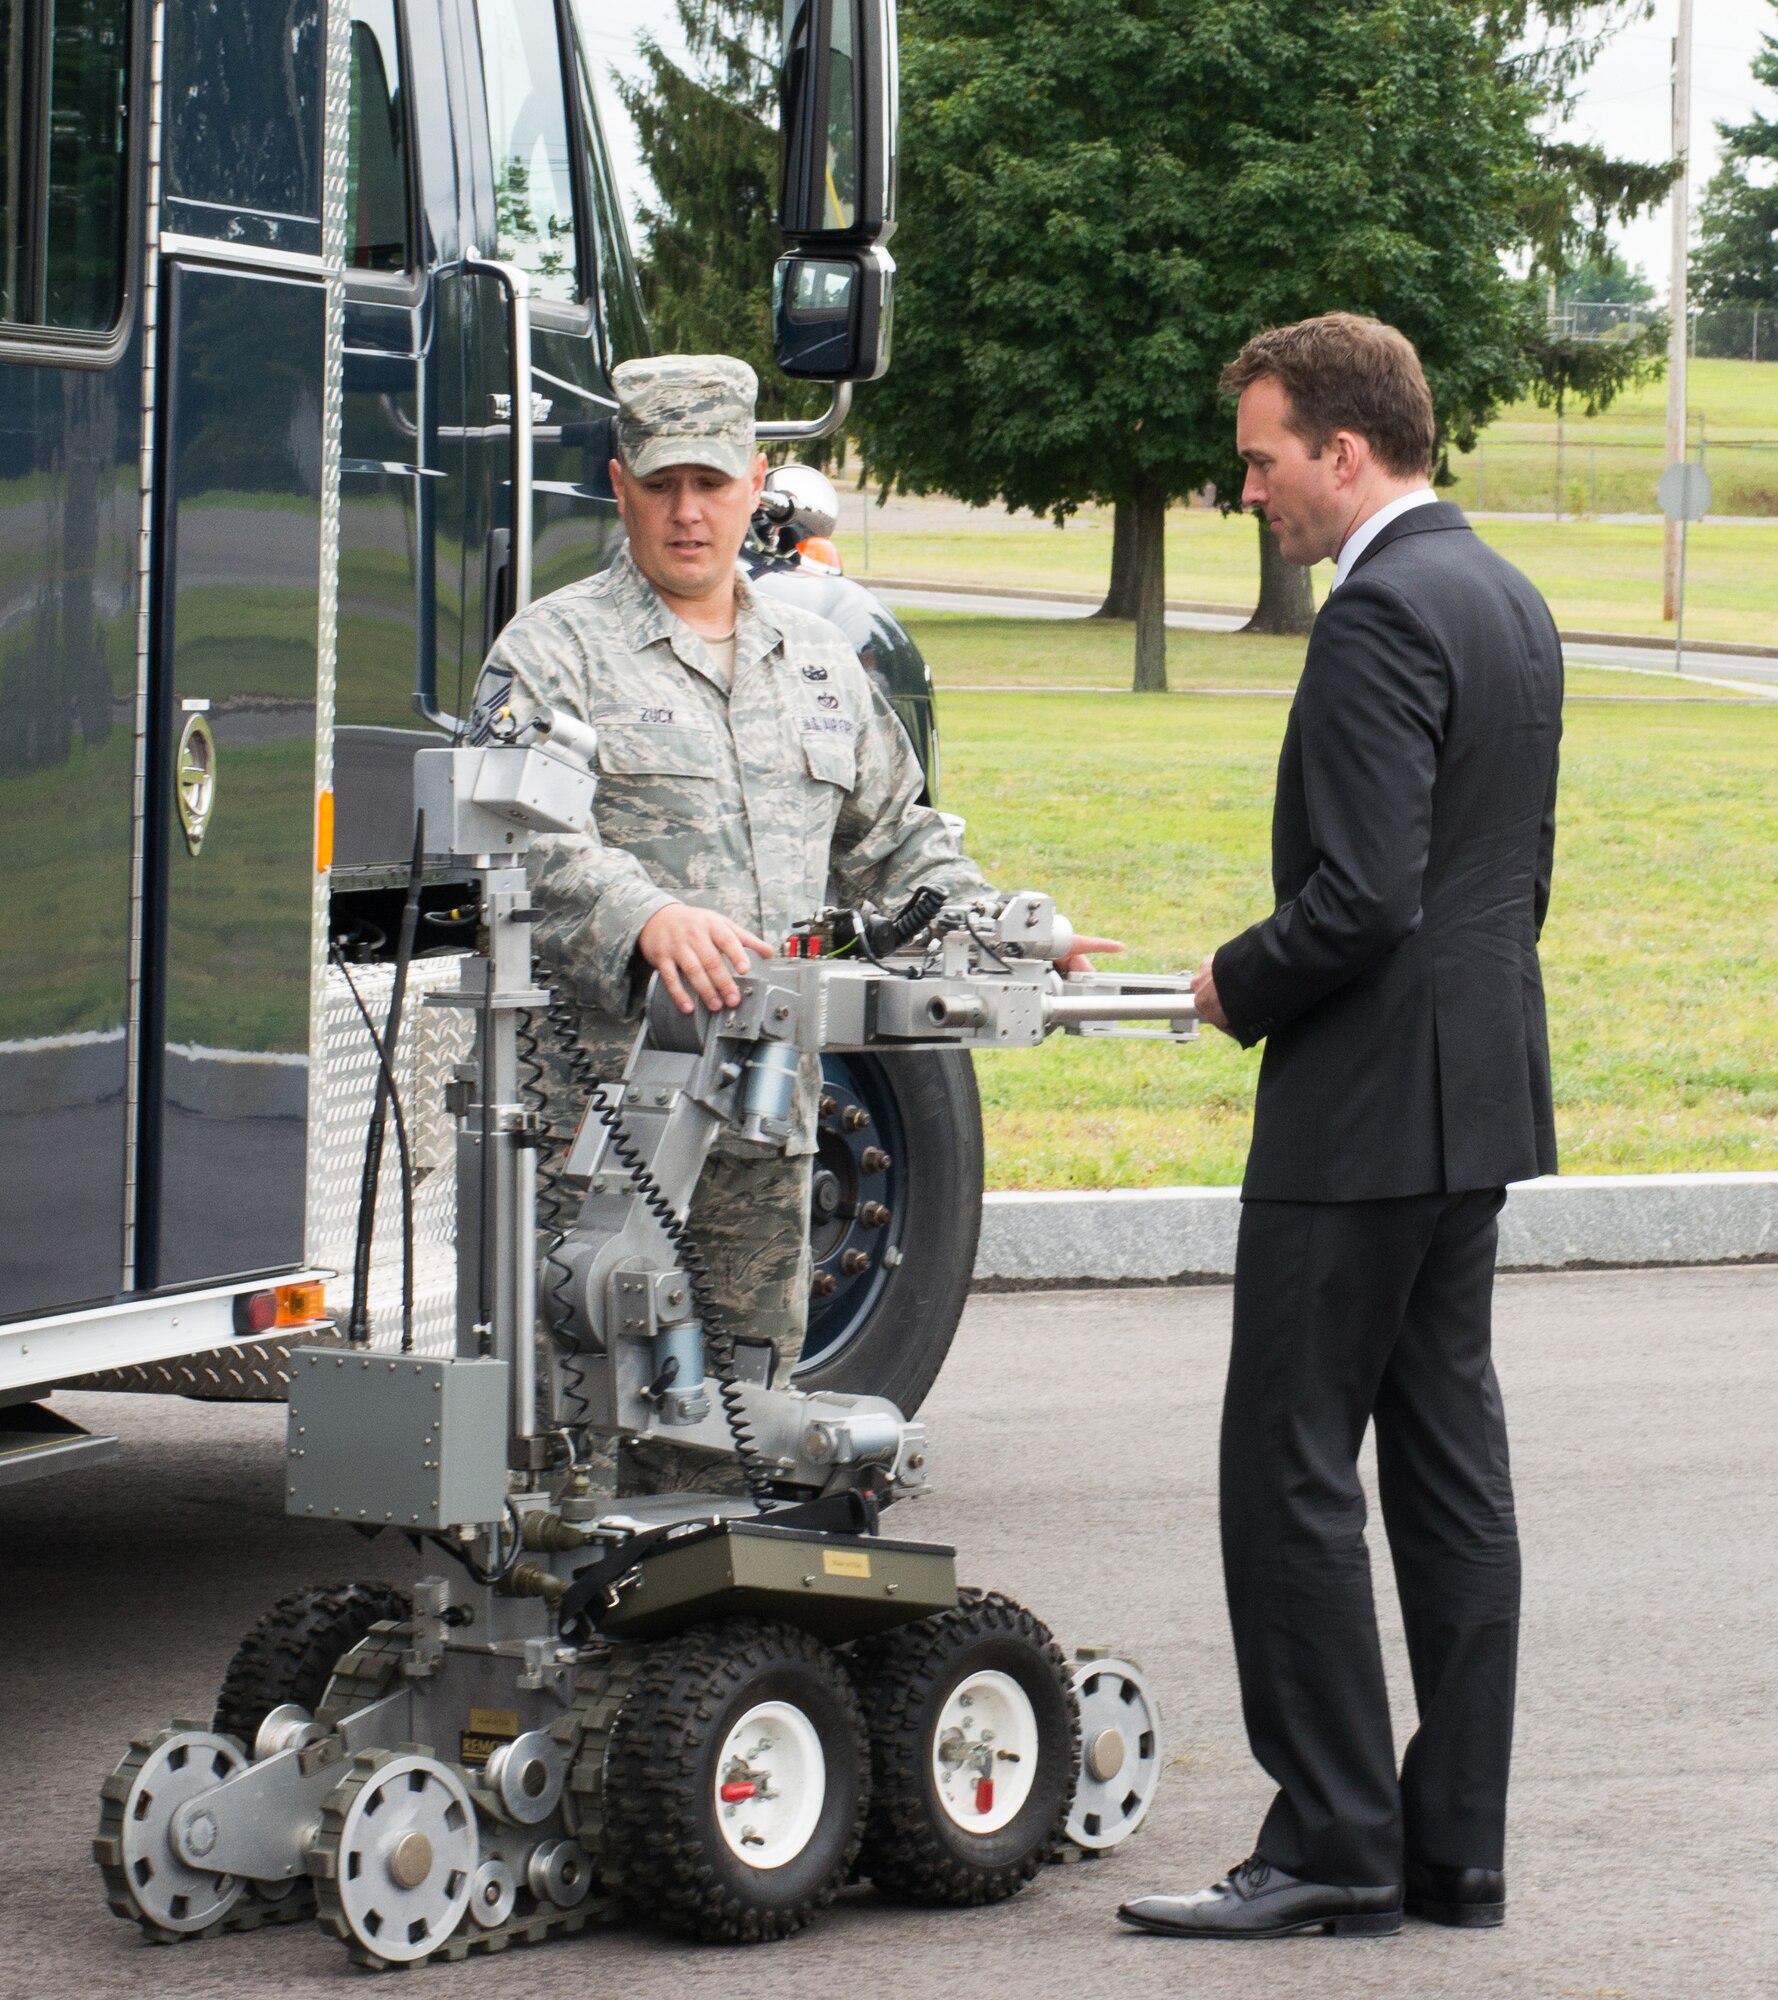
[{"left": 1220, "top": 1189, "right": 1521, "bottom": 1887}]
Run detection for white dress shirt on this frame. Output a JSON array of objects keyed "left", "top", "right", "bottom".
[{"left": 1327, "top": 486, "right": 1438, "bottom": 593}]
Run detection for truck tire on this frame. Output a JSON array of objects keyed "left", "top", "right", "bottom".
[
  {"left": 797, "top": 1049, "right": 982, "bottom": 1414},
  {"left": 849, "top": 1589, "right": 1078, "bottom": 1906},
  {"left": 213, "top": 1582, "right": 412, "bottom": 1748}
]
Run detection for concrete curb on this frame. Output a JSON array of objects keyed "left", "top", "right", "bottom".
[{"left": 973, "top": 1173, "right": 1778, "bottom": 1286}]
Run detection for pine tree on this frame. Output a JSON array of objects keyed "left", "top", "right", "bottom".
[
  {"left": 1693, "top": 1, "right": 1778, "bottom": 311},
  {"left": 614, "top": 0, "right": 827, "bottom": 420}
]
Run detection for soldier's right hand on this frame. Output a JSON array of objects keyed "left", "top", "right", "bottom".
[{"left": 639, "top": 903, "right": 772, "bottom": 1014}]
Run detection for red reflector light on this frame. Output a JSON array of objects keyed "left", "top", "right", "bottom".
[
  {"left": 974, "top": 1778, "right": 994, "bottom": 1814},
  {"left": 719, "top": 1781, "right": 757, "bottom": 1803},
  {"left": 233, "top": 1289, "right": 279, "bottom": 1336},
  {"left": 275, "top": 1281, "right": 327, "bottom": 1327}
]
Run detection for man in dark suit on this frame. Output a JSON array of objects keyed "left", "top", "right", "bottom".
[{"left": 1119, "top": 314, "right": 1562, "bottom": 1942}]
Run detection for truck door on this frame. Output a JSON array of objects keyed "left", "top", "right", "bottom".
[
  {"left": 138, "top": 0, "right": 330, "bottom": 1288},
  {"left": 332, "top": 0, "right": 469, "bottom": 868},
  {"left": 0, "top": 0, "right": 137, "bottom": 1318},
  {"left": 464, "top": 0, "right": 628, "bottom": 648}
]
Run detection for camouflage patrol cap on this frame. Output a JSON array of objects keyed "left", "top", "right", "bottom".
[{"left": 612, "top": 355, "right": 759, "bottom": 479}]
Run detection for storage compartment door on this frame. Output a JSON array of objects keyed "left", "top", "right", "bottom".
[{"left": 140, "top": 261, "right": 325, "bottom": 1289}]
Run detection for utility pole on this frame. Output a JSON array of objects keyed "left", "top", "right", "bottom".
[{"left": 1663, "top": 0, "right": 1694, "bottom": 621}]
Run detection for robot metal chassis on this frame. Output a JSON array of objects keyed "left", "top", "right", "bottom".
[{"left": 97, "top": 717, "right": 1186, "bottom": 1964}]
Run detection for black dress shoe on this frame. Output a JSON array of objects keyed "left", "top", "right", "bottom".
[
  {"left": 1405, "top": 1862, "right": 1505, "bottom": 1928},
  {"left": 1118, "top": 1856, "right": 1403, "bottom": 1939}
]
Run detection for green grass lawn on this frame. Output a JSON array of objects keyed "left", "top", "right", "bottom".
[
  {"left": 859, "top": 509, "right": 1778, "bottom": 648},
  {"left": 902, "top": 612, "right": 1757, "bottom": 699},
  {"left": 937, "top": 690, "right": 1778, "bottom": 1188},
  {"left": 1484, "top": 358, "right": 1778, "bottom": 435}
]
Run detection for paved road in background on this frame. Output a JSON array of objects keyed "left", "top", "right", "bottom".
[
  {"left": 5, "top": 1267, "right": 1775, "bottom": 2000},
  {"left": 872, "top": 585, "right": 1778, "bottom": 691}
]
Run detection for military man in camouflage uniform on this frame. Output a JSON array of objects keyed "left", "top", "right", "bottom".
[{"left": 474, "top": 356, "right": 1108, "bottom": 1494}]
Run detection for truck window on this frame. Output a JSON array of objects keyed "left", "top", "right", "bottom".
[
  {"left": 0, "top": 0, "right": 129, "bottom": 331},
  {"left": 477, "top": 0, "right": 582, "bottom": 306},
  {"left": 347, "top": 0, "right": 409, "bottom": 272},
  {"left": 567, "top": 28, "right": 647, "bottom": 363}
]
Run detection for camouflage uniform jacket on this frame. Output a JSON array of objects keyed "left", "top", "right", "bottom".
[{"left": 472, "top": 544, "right": 988, "bottom": 1153}]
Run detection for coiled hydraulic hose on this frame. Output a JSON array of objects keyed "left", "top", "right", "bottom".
[
  {"left": 866, "top": 883, "right": 947, "bottom": 957},
  {"left": 532, "top": 967, "right": 775, "bottom": 1507},
  {"left": 530, "top": 977, "right": 597, "bottom": 1429}
]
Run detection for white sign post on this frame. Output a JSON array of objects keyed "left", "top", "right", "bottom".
[{"left": 1657, "top": 462, "right": 1712, "bottom": 675}]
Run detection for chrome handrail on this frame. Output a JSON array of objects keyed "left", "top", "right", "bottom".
[
  {"left": 757, "top": 380, "right": 852, "bottom": 442},
  {"left": 463, "top": 248, "right": 536, "bottom": 615}
]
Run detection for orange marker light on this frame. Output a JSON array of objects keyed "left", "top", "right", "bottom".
[
  {"left": 275, "top": 1281, "right": 328, "bottom": 1327},
  {"left": 316, "top": 788, "right": 335, "bottom": 871},
  {"left": 797, "top": 535, "right": 842, "bottom": 573}
]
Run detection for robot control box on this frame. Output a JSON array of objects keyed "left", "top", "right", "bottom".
[
  {"left": 598, "top": 1522, "right": 960, "bottom": 1642},
  {"left": 286, "top": 1351, "right": 510, "bottom": 1530}
]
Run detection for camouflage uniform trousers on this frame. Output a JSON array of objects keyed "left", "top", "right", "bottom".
[
  {"left": 614, "top": 1148, "right": 812, "bottom": 1496},
  {"left": 537, "top": 1144, "right": 813, "bottom": 1498}
]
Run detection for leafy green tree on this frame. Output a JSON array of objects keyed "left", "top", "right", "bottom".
[
  {"left": 1693, "top": 1, "right": 1778, "bottom": 311},
  {"left": 614, "top": 0, "right": 826, "bottom": 421},
  {"left": 1556, "top": 253, "right": 1657, "bottom": 309},
  {"left": 850, "top": 0, "right": 1664, "bottom": 679}
]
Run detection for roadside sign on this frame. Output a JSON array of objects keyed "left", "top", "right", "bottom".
[
  {"left": 1657, "top": 462, "right": 1711, "bottom": 675},
  {"left": 1658, "top": 462, "right": 1712, "bottom": 522}
]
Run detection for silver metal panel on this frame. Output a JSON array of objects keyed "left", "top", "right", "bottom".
[
  {"left": 74, "top": 1342, "right": 305, "bottom": 1401},
  {"left": 308, "top": 958, "right": 470, "bottom": 1358},
  {"left": 285, "top": 1350, "right": 509, "bottom": 1528},
  {"left": 306, "top": 0, "right": 350, "bottom": 1302},
  {"left": 0, "top": 1428, "right": 119, "bottom": 1488},
  {"left": 123, "top": 0, "right": 171, "bottom": 1286},
  {"left": 0, "top": 1285, "right": 254, "bottom": 1398},
  {"left": 157, "top": 233, "right": 330, "bottom": 276}
]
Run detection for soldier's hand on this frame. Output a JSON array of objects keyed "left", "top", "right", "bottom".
[
  {"left": 1056, "top": 933, "right": 1126, "bottom": 975},
  {"left": 639, "top": 903, "right": 772, "bottom": 1014}
]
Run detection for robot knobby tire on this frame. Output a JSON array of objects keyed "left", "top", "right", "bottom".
[
  {"left": 850, "top": 1589, "right": 1079, "bottom": 1906},
  {"left": 212, "top": 1581, "right": 412, "bottom": 1746},
  {"left": 596, "top": 1620, "right": 869, "bottom": 1943}
]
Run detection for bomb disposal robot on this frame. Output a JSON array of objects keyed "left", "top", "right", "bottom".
[{"left": 97, "top": 713, "right": 1192, "bottom": 1963}]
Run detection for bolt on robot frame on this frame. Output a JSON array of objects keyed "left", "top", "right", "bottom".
[{"left": 96, "top": 707, "right": 1191, "bottom": 1964}]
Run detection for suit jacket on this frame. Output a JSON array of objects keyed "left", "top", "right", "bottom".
[{"left": 1213, "top": 502, "right": 1562, "bottom": 1202}]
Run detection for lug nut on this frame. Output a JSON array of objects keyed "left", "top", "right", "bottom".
[
  {"left": 810, "top": 1271, "right": 839, "bottom": 1297},
  {"left": 859, "top": 1147, "right": 891, "bottom": 1174},
  {"left": 841, "top": 1105, "right": 871, "bottom": 1132},
  {"left": 840, "top": 1250, "right": 871, "bottom": 1276},
  {"left": 819, "top": 1094, "right": 837, "bottom": 1116},
  {"left": 860, "top": 1201, "right": 892, "bottom": 1229}
]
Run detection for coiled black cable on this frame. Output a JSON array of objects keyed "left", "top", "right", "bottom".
[
  {"left": 532, "top": 979, "right": 601, "bottom": 1430},
  {"left": 868, "top": 883, "right": 947, "bottom": 956},
  {"left": 583, "top": 1086, "right": 776, "bottom": 1509},
  {"left": 532, "top": 965, "right": 775, "bottom": 1507}
]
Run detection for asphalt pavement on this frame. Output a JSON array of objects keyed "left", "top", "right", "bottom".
[{"left": 5, "top": 1267, "right": 1776, "bottom": 2000}]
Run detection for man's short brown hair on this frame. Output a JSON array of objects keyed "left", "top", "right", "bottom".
[{"left": 1220, "top": 314, "right": 1435, "bottom": 478}]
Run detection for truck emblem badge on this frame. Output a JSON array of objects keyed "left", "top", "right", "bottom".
[
  {"left": 176, "top": 713, "right": 217, "bottom": 856},
  {"left": 817, "top": 693, "right": 840, "bottom": 709},
  {"left": 801, "top": 665, "right": 828, "bottom": 681}
]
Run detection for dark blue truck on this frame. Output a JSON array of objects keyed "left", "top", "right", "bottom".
[{"left": 0, "top": 0, "right": 981, "bottom": 1480}]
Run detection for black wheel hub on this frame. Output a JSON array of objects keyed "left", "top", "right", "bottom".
[{"left": 799, "top": 1054, "right": 907, "bottom": 1377}]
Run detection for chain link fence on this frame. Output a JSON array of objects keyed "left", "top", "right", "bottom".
[{"left": 1444, "top": 431, "right": 1778, "bottom": 517}]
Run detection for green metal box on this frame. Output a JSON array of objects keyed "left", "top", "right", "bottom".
[{"left": 599, "top": 1523, "right": 958, "bottom": 1642}]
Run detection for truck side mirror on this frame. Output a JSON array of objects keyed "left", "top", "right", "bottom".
[
  {"left": 778, "top": 0, "right": 897, "bottom": 248},
  {"left": 772, "top": 247, "right": 893, "bottom": 380}
]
